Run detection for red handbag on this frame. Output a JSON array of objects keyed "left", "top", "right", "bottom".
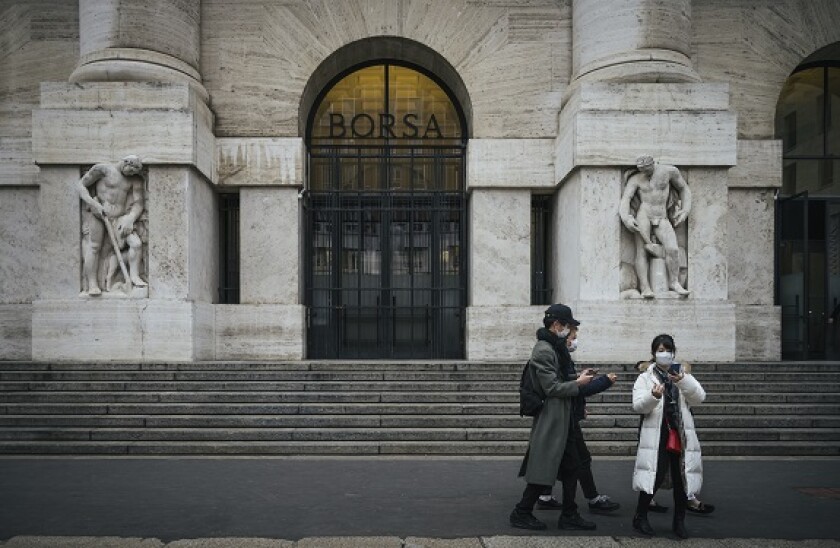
[{"left": 666, "top": 427, "right": 682, "bottom": 453}]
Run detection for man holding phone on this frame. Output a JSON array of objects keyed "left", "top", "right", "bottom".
[{"left": 510, "top": 304, "right": 597, "bottom": 531}]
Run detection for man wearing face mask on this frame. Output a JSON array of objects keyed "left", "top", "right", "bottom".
[
  {"left": 632, "top": 334, "right": 706, "bottom": 539},
  {"left": 510, "top": 304, "right": 597, "bottom": 531}
]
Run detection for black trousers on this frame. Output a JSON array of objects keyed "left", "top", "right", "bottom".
[
  {"left": 540, "top": 425, "right": 599, "bottom": 500},
  {"left": 635, "top": 422, "right": 687, "bottom": 519},
  {"left": 516, "top": 423, "right": 582, "bottom": 516}
]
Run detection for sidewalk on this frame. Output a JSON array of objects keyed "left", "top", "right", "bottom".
[{"left": 1, "top": 457, "right": 839, "bottom": 544}]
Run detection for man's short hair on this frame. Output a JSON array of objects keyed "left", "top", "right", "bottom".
[{"left": 636, "top": 155, "right": 655, "bottom": 168}]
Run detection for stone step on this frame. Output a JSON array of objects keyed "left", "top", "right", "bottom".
[
  {"left": 4, "top": 401, "right": 840, "bottom": 416},
  {"left": 1, "top": 426, "right": 837, "bottom": 443},
  {"left": 1, "top": 413, "right": 837, "bottom": 429},
  {"left": 0, "top": 439, "right": 837, "bottom": 456},
  {"left": 2, "top": 390, "right": 838, "bottom": 405},
  {"left": 2, "top": 369, "right": 840, "bottom": 383},
  {"left": 2, "top": 380, "right": 838, "bottom": 393},
  {"left": 1, "top": 361, "right": 838, "bottom": 372}
]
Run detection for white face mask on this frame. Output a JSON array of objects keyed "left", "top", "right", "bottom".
[
  {"left": 558, "top": 326, "right": 570, "bottom": 338},
  {"left": 568, "top": 339, "right": 578, "bottom": 353},
  {"left": 655, "top": 351, "right": 674, "bottom": 366}
]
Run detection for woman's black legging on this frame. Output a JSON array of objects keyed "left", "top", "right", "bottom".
[{"left": 635, "top": 421, "right": 687, "bottom": 519}]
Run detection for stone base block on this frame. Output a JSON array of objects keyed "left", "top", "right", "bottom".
[
  {"left": 215, "top": 304, "right": 304, "bottom": 360},
  {"left": 32, "top": 300, "right": 214, "bottom": 362},
  {"left": 0, "top": 304, "right": 32, "bottom": 360},
  {"left": 467, "top": 301, "right": 737, "bottom": 362},
  {"left": 735, "top": 305, "right": 781, "bottom": 361}
]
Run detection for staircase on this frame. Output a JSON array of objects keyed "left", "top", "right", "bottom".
[{"left": 1, "top": 361, "right": 838, "bottom": 456}]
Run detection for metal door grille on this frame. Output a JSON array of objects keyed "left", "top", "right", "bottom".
[{"left": 305, "top": 145, "right": 466, "bottom": 359}]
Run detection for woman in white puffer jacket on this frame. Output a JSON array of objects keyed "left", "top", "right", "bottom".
[{"left": 631, "top": 334, "right": 706, "bottom": 539}]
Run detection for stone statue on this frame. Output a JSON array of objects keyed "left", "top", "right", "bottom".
[
  {"left": 77, "top": 155, "right": 148, "bottom": 296},
  {"left": 619, "top": 155, "right": 691, "bottom": 298}
]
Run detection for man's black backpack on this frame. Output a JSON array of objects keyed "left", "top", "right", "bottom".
[{"left": 519, "top": 360, "right": 544, "bottom": 417}]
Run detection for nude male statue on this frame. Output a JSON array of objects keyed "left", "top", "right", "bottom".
[
  {"left": 619, "top": 155, "right": 691, "bottom": 298},
  {"left": 77, "top": 155, "right": 147, "bottom": 295}
]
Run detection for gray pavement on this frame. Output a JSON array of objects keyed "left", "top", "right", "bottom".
[{"left": 1, "top": 457, "right": 839, "bottom": 545}]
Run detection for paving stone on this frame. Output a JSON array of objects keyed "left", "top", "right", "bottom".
[
  {"left": 403, "top": 538, "right": 483, "bottom": 548},
  {"left": 295, "top": 537, "right": 403, "bottom": 548},
  {"left": 482, "top": 536, "right": 621, "bottom": 548},
  {"left": 165, "top": 539, "right": 294, "bottom": 548},
  {"left": 615, "top": 538, "right": 726, "bottom": 548},
  {"left": 1, "top": 537, "right": 163, "bottom": 548}
]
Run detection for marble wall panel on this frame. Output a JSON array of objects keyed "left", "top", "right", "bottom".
[
  {"left": 469, "top": 189, "right": 530, "bottom": 306},
  {"left": 552, "top": 170, "right": 581, "bottom": 304},
  {"left": 0, "top": 304, "right": 32, "bottom": 360},
  {"left": 576, "top": 83, "right": 730, "bottom": 112},
  {"left": 466, "top": 139, "right": 554, "bottom": 189},
  {"left": 466, "top": 301, "right": 736, "bottom": 362},
  {"left": 578, "top": 168, "right": 621, "bottom": 301},
  {"left": 729, "top": 140, "right": 783, "bottom": 189},
  {"left": 38, "top": 82, "right": 196, "bottom": 110},
  {"left": 201, "top": 0, "right": 571, "bottom": 138},
  {"left": 215, "top": 304, "right": 305, "bottom": 360},
  {"left": 189, "top": 172, "right": 219, "bottom": 303},
  {"left": 193, "top": 302, "right": 216, "bottom": 360},
  {"left": 32, "top": 299, "right": 198, "bottom": 361},
  {"left": 37, "top": 167, "right": 81, "bottom": 300},
  {"left": 728, "top": 188, "right": 774, "bottom": 306},
  {"left": 685, "top": 168, "right": 728, "bottom": 300},
  {"left": 466, "top": 305, "right": 545, "bottom": 361},
  {"left": 692, "top": 0, "right": 840, "bottom": 139},
  {"left": 0, "top": 2, "right": 78, "bottom": 187},
  {"left": 240, "top": 187, "right": 301, "bottom": 305},
  {"left": 148, "top": 167, "right": 190, "bottom": 300},
  {"left": 217, "top": 138, "right": 304, "bottom": 187},
  {"left": 735, "top": 304, "right": 781, "bottom": 361},
  {"left": 0, "top": 187, "right": 39, "bottom": 303}
]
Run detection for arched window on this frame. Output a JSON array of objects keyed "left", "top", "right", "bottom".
[{"left": 776, "top": 62, "right": 840, "bottom": 196}]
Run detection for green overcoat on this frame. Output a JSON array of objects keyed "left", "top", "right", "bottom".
[{"left": 517, "top": 339, "right": 580, "bottom": 485}]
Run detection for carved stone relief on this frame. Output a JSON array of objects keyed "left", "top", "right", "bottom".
[
  {"left": 619, "top": 156, "right": 690, "bottom": 299},
  {"left": 78, "top": 155, "right": 149, "bottom": 298}
]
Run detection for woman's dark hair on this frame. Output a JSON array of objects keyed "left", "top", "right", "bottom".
[{"left": 651, "top": 333, "right": 676, "bottom": 355}]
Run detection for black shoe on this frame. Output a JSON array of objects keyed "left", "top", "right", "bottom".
[
  {"left": 673, "top": 516, "right": 689, "bottom": 539},
  {"left": 648, "top": 500, "right": 669, "bottom": 513},
  {"left": 558, "top": 512, "right": 597, "bottom": 530},
  {"left": 632, "top": 513, "right": 655, "bottom": 536},
  {"left": 687, "top": 500, "right": 715, "bottom": 514},
  {"left": 509, "top": 509, "right": 547, "bottom": 530},
  {"left": 536, "top": 496, "right": 563, "bottom": 510},
  {"left": 588, "top": 495, "right": 620, "bottom": 514}
]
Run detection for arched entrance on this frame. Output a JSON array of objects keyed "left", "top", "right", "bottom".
[
  {"left": 775, "top": 44, "right": 840, "bottom": 360},
  {"left": 304, "top": 61, "right": 468, "bottom": 359}
]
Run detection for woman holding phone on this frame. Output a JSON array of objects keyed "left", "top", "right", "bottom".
[{"left": 631, "top": 334, "right": 706, "bottom": 539}]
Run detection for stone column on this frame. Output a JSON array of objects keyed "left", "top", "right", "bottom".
[
  {"left": 70, "top": 0, "right": 208, "bottom": 102},
  {"left": 571, "top": 0, "right": 699, "bottom": 89}
]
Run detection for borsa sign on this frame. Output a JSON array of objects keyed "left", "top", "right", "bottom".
[{"left": 328, "top": 113, "right": 445, "bottom": 139}]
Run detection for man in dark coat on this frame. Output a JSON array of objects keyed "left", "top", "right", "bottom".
[{"left": 509, "top": 304, "right": 597, "bottom": 531}]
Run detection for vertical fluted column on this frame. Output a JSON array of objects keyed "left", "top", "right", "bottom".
[
  {"left": 69, "top": 0, "right": 208, "bottom": 102},
  {"left": 571, "top": 0, "right": 699, "bottom": 86}
]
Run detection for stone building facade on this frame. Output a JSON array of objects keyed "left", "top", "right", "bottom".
[{"left": 1, "top": 0, "right": 839, "bottom": 363}]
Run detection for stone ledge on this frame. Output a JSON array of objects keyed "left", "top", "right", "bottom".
[{"left": 215, "top": 304, "right": 305, "bottom": 361}]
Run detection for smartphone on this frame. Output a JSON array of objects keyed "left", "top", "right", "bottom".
[
  {"left": 669, "top": 362, "right": 682, "bottom": 375},
  {"left": 587, "top": 368, "right": 599, "bottom": 376}
]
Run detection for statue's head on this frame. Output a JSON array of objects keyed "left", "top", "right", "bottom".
[
  {"left": 635, "top": 155, "right": 655, "bottom": 175},
  {"left": 120, "top": 155, "right": 143, "bottom": 176}
]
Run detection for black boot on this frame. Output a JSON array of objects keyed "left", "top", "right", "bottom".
[
  {"left": 632, "top": 513, "right": 655, "bottom": 536},
  {"left": 558, "top": 512, "right": 596, "bottom": 530},
  {"left": 509, "top": 508, "right": 547, "bottom": 530},
  {"left": 673, "top": 515, "right": 689, "bottom": 539}
]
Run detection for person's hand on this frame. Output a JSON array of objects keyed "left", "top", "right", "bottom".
[
  {"left": 576, "top": 370, "right": 594, "bottom": 386},
  {"left": 607, "top": 373, "right": 618, "bottom": 384},
  {"left": 668, "top": 371, "right": 685, "bottom": 383},
  {"left": 651, "top": 383, "right": 665, "bottom": 399},
  {"left": 621, "top": 214, "right": 640, "bottom": 233},
  {"left": 115, "top": 215, "right": 134, "bottom": 237},
  {"left": 672, "top": 208, "right": 689, "bottom": 227},
  {"left": 90, "top": 201, "right": 106, "bottom": 219}
]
